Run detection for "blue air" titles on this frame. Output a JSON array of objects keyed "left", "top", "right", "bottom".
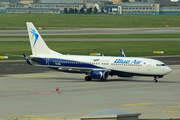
[{"left": 114, "top": 59, "right": 142, "bottom": 64}]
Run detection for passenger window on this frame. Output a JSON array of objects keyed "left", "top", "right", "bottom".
[
  {"left": 156, "top": 64, "right": 165, "bottom": 66},
  {"left": 156, "top": 64, "right": 161, "bottom": 66}
]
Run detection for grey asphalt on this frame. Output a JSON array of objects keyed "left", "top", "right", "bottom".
[
  {"left": 0, "top": 60, "right": 51, "bottom": 75},
  {"left": 0, "top": 27, "right": 180, "bottom": 120},
  {"left": 1, "top": 27, "right": 180, "bottom": 36},
  {"left": 0, "top": 57, "right": 179, "bottom": 120},
  {"left": 0, "top": 65, "right": 180, "bottom": 120}
]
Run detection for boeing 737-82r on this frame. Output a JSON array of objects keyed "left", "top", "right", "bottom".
[{"left": 23, "top": 22, "right": 172, "bottom": 82}]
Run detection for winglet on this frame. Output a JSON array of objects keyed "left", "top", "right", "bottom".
[
  {"left": 23, "top": 53, "right": 33, "bottom": 65},
  {"left": 120, "top": 48, "right": 126, "bottom": 57}
]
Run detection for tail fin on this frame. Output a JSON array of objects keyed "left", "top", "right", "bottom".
[
  {"left": 120, "top": 48, "right": 126, "bottom": 57},
  {"left": 26, "top": 22, "right": 62, "bottom": 57}
]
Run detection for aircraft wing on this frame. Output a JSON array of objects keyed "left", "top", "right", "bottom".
[{"left": 57, "top": 66, "right": 108, "bottom": 73}]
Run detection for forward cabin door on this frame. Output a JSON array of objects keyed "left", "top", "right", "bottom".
[
  {"left": 147, "top": 63, "right": 151, "bottom": 71},
  {"left": 46, "top": 58, "right": 50, "bottom": 65}
]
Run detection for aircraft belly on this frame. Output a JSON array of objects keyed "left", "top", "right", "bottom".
[{"left": 110, "top": 65, "right": 163, "bottom": 77}]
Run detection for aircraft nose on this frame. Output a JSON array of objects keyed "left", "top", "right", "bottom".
[{"left": 164, "top": 66, "right": 172, "bottom": 74}]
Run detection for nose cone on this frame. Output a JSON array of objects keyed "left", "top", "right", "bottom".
[{"left": 164, "top": 66, "right": 172, "bottom": 75}]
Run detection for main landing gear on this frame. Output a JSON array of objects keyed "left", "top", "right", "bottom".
[
  {"left": 153, "top": 76, "right": 158, "bottom": 82},
  {"left": 85, "top": 76, "right": 92, "bottom": 81},
  {"left": 85, "top": 76, "right": 107, "bottom": 81}
]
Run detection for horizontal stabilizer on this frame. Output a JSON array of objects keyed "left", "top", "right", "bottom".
[
  {"left": 23, "top": 53, "right": 33, "bottom": 65},
  {"left": 6, "top": 54, "right": 30, "bottom": 58}
]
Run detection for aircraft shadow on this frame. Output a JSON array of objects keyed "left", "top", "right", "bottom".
[
  {"left": 43, "top": 77, "right": 180, "bottom": 84},
  {"left": 0, "top": 75, "right": 7, "bottom": 77},
  {"left": 107, "top": 79, "right": 180, "bottom": 83}
]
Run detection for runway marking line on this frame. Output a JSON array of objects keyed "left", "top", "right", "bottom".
[
  {"left": 11, "top": 115, "right": 64, "bottom": 120},
  {"left": 122, "top": 103, "right": 154, "bottom": 106},
  {"left": 36, "top": 92, "right": 62, "bottom": 94},
  {"left": 11, "top": 115, "right": 79, "bottom": 120},
  {"left": 136, "top": 109, "right": 162, "bottom": 113},
  {"left": 1, "top": 94, "right": 40, "bottom": 98},
  {"left": 167, "top": 108, "right": 180, "bottom": 117},
  {"left": 1, "top": 91, "right": 59, "bottom": 98},
  {"left": 0, "top": 75, "right": 58, "bottom": 80},
  {"left": 15, "top": 75, "right": 57, "bottom": 78}
]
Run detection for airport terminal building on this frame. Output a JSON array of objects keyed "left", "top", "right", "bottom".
[
  {"left": 111, "top": 0, "right": 180, "bottom": 14},
  {"left": 0, "top": 0, "right": 180, "bottom": 14},
  {"left": 0, "top": 0, "right": 85, "bottom": 14},
  {"left": 116, "top": 2, "right": 160, "bottom": 15},
  {"left": 6, "top": 3, "right": 84, "bottom": 14},
  {"left": 105, "top": 0, "right": 180, "bottom": 14},
  {"left": 157, "top": 0, "right": 180, "bottom": 14}
]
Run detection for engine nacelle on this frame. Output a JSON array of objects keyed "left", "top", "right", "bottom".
[{"left": 90, "top": 70, "right": 109, "bottom": 80}]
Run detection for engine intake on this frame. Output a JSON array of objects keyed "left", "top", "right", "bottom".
[{"left": 90, "top": 70, "right": 109, "bottom": 80}]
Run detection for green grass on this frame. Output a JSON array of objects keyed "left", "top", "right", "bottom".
[
  {"left": 0, "top": 14, "right": 180, "bottom": 28},
  {"left": 1, "top": 33, "right": 180, "bottom": 38},
  {"left": 0, "top": 41, "right": 179, "bottom": 60},
  {"left": 0, "top": 14, "right": 179, "bottom": 60}
]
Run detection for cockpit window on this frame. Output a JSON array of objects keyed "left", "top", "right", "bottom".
[{"left": 156, "top": 64, "right": 166, "bottom": 66}]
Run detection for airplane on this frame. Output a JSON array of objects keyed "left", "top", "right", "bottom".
[{"left": 23, "top": 22, "right": 172, "bottom": 82}]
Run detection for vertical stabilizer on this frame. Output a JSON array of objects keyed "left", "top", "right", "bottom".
[{"left": 26, "top": 22, "right": 62, "bottom": 56}]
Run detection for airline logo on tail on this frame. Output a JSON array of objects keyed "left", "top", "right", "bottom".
[{"left": 30, "top": 28, "right": 39, "bottom": 47}]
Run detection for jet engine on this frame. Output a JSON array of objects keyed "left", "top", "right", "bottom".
[{"left": 90, "top": 70, "right": 109, "bottom": 80}]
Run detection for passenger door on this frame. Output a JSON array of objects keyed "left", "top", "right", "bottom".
[
  {"left": 46, "top": 58, "right": 49, "bottom": 65},
  {"left": 147, "top": 63, "right": 151, "bottom": 71}
]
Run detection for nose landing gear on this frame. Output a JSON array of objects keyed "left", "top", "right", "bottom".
[
  {"left": 153, "top": 76, "right": 158, "bottom": 82},
  {"left": 153, "top": 79, "right": 158, "bottom": 82}
]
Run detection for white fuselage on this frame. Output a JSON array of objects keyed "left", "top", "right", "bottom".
[{"left": 32, "top": 54, "right": 172, "bottom": 77}]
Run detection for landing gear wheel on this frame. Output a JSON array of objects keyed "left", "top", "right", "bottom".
[
  {"left": 85, "top": 76, "right": 92, "bottom": 81},
  {"left": 153, "top": 78, "right": 158, "bottom": 82}
]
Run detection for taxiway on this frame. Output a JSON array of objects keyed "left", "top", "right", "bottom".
[
  {"left": 0, "top": 65, "right": 180, "bottom": 120},
  {"left": 1, "top": 27, "right": 180, "bottom": 36}
]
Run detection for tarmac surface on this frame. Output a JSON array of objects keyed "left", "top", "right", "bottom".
[
  {"left": 0, "top": 57, "right": 180, "bottom": 120},
  {"left": 0, "top": 65, "right": 180, "bottom": 120},
  {"left": 1, "top": 27, "right": 180, "bottom": 36},
  {"left": 0, "top": 27, "right": 180, "bottom": 119}
]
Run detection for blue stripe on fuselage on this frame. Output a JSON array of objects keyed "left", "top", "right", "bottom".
[
  {"left": 36, "top": 58, "right": 103, "bottom": 69},
  {"left": 33, "top": 58, "right": 163, "bottom": 77}
]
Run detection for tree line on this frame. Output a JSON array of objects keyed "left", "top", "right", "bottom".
[{"left": 63, "top": 7, "right": 99, "bottom": 14}]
